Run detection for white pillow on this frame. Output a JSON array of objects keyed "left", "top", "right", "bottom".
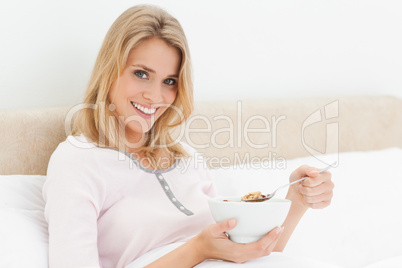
[
  {"left": 0, "top": 175, "right": 46, "bottom": 210},
  {"left": 0, "top": 175, "right": 48, "bottom": 268},
  {"left": 0, "top": 208, "right": 48, "bottom": 267}
]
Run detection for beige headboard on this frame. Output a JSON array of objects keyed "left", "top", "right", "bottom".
[{"left": 1, "top": 95, "right": 401, "bottom": 175}]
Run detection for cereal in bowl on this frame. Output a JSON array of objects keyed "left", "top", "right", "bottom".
[{"left": 241, "top": 191, "right": 266, "bottom": 201}]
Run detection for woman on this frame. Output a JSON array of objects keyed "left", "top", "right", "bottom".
[{"left": 42, "top": 4, "right": 334, "bottom": 268}]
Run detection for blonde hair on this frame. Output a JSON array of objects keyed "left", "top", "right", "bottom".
[{"left": 71, "top": 4, "right": 193, "bottom": 169}]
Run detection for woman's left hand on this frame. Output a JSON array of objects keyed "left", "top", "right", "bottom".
[{"left": 286, "top": 165, "right": 334, "bottom": 210}]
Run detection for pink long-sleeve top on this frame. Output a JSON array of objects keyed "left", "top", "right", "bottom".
[{"left": 42, "top": 134, "right": 217, "bottom": 268}]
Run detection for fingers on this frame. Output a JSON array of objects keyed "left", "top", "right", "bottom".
[
  {"left": 257, "top": 226, "right": 284, "bottom": 250},
  {"left": 296, "top": 165, "right": 319, "bottom": 179},
  {"left": 299, "top": 177, "right": 334, "bottom": 196},
  {"left": 212, "top": 219, "right": 237, "bottom": 234},
  {"left": 246, "top": 227, "right": 284, "bottom": 256},
  {"left": 292, "top": 164, "right": 334, "bottom": 209},
  {"left": 306, "top": 167, "right": 319, "bottom": 178},
  {"left": 301, "top": 191, "right": 333, "bottom": 204},
  {"left": 207, "top": 225, "right": 284, "bottom": 263},
  {"left": 309, "top": 200, "right": 332, "bottom": 209},
  {"left": 298, "top": 167, "right": 334, "bottom": 209},
  {"left": 301, "top": 171, "right": 330, "bottom": 187}
]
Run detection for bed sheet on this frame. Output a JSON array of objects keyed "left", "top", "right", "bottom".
[{"left": 1, "top": 148, "right": 402, "bottom": 268}]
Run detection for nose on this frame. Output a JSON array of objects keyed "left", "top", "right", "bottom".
[{"left": 142, "top": 82, "right": 163, "bottom": 103}]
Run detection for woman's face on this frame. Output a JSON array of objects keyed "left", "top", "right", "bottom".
[{"left": 109, "top": 37, "right": 181, "bottom": 147}]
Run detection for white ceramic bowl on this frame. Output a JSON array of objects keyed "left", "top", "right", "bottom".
[{"left": 208, "top": 196, "right": 291, "bottom": 243}]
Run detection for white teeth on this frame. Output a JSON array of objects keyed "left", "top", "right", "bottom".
[{"left": 131, "top": 102, "right": 156, "bottom": 115}]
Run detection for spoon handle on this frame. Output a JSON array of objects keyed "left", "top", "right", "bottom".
[
  {"left": 289, "top": 161, "right": 337, "bottom": 187},
  {"left": 243, "top": 161, "right": 338, "bottom": 202}
]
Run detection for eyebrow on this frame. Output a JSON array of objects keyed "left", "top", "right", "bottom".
[{"left": 132, "top": 64, "right": 179, "bottom": 78}]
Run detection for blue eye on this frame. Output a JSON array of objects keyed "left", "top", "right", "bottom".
[
  {"left": 164, "top": 78, "right": 176, "bottom": 85},
  {"left": 135, "top": 71, "right": 148, "bottom": 79}
]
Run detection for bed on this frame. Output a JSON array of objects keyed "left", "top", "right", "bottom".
[{"left": 1, "top": 95, "right": 402, "bottom": 267}]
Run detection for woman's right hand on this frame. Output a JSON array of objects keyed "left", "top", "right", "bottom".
[{"left": 193, "top": 219, "right": 284, "bottom": 264}]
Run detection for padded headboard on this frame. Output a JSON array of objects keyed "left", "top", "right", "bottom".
[{"left": 1, "top": 95, "right": 401, "bottom": 175}]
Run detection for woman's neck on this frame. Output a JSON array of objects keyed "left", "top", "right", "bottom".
[{"left": 124, "top": 132, "right": 147, "bottom": 154}]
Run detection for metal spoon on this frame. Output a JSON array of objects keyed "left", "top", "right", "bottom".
[{"left": 242, "top": 161, "right": 337, "bottom": 202}]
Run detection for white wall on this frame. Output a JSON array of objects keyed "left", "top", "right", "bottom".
[{"left": 1, "top": 0, "right": 401, "bottom": 110}]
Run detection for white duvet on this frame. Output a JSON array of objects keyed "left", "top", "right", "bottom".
[
  {"left": 126, "top": 242, "right": 343, "bottom": 268},
  {"left": 1, "top": 148, "right": 402, "bottom": 268}
]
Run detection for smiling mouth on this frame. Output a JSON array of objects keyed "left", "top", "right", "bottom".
[{"left": 130, "top": 101, "right": 158, "bottom": 115}]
